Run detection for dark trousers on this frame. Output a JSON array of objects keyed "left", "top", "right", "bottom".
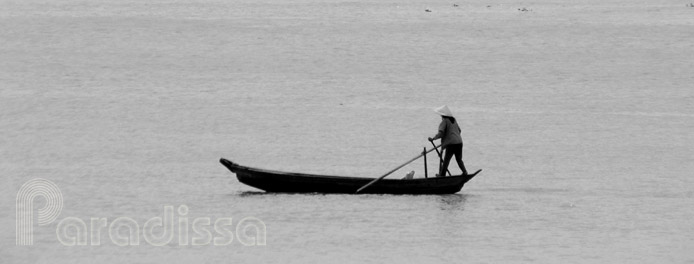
[{"left": 440, "top": 143, "right": 468, "bottom": 176}]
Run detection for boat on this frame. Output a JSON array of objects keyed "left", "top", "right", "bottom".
[{"left": 219, "top": 158, "right": 481, "bottom": 194}]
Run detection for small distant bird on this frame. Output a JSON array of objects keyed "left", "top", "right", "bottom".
[
  {"left": 425, "top": 8, "right": 432, "bottom": 12},
  {"left": 453, "top": 4, "right": 459, "bottom": 7}
]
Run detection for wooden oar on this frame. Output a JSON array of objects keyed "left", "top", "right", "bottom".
[
  {"left": 356, "top": 145, "right": 440, "bottom": 193},
  {"left": 429, "top": 139, "right": 452, "bottom": 176}
]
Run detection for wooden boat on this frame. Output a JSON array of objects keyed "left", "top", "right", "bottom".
[{"left": 219, "top": 158, "right": 480, "bottom": 194}]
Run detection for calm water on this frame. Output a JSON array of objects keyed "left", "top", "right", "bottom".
[{"left": 2, "top": 0, "right": 693, "bottom": 263}]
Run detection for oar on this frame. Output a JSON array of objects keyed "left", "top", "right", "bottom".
[
  {"left": 429, "top": 139, "right": 452, "bottom": 176},
  {"left": 356, "top": 145, "right": 440, "bottom": 193}
]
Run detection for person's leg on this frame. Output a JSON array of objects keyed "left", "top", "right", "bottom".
[
  {"left": 453, "top": 143, "right": 468, "bottom": 175},
  {"left": 440, "top": 146, "right": 454, "bottom": 176}
]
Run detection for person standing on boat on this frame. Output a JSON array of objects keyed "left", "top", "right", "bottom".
[{"left": 428, "top": 105, "right": 469, "bottom": 177}]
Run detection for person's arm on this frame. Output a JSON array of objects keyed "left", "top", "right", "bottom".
[{"left": 428, "top": 121, "right": 447, "bottom": 141}]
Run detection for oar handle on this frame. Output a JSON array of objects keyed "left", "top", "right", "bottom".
[
  {"left": 356, "top": 145, "right": 440, "bottom": 193},
  {"left": 429, "top": 139, "right": 442, "bottom": 158}
]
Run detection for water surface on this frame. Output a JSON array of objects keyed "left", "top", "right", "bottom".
[{"left": 1, "top": 0, "right": 693, "bottom": 263}]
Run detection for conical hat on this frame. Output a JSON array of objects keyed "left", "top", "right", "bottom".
[{"left": 434, "top": 105, "right": 454, "bottom": 117}]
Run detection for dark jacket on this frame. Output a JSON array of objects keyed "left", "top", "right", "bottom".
[{"left": 433, "top": 118, "right": 462, "bottom": 147}]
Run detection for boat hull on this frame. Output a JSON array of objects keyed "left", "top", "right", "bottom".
[{"left": 220, "top": 158, "right": 478, "bottom": 194}]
